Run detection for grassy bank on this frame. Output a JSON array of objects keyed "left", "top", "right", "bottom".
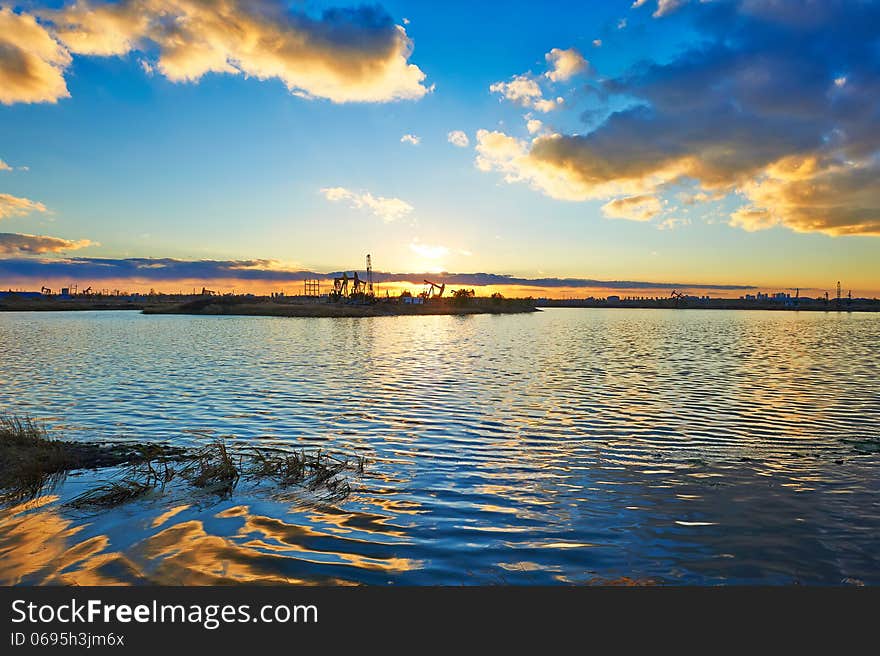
[{"left": 0, "top": 416, "right": 363, "bottom": 506}]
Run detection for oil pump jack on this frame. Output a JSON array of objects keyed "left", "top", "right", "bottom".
[
  {"left": 330, "top": 254, "right": 376, "bottom": 302},
  {"left": 422, "top": 279, "right": 446, "bottom": 299}
]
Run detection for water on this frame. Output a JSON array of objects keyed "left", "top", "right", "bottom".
[{"left": 1, "top": 308, "right": 878, "bottom": 585}]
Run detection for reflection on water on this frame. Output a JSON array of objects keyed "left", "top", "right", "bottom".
[{"left": 0, "top": 309, "right": 878, "bottom": 584}]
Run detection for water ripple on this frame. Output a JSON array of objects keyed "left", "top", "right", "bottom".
[{"left": 0, "top": 308, "right": 878, "bottom": 584}]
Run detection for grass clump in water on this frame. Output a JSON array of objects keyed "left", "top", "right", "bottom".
[
  {"left": 1, "top": 415, "right": 364, "bottom": 507},
  {"left": 68, "top": 459, "right": 177, "bottom": 509},
  {"left": 248, "top": 448, "right": 365, "bottom": 500},
  {"left": 181, "top": 440, "right": 240, "bottom": 496}
]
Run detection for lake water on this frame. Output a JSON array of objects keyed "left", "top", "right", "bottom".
[{"left": 1, "top": 308, "right": 878, "bottom": 585}]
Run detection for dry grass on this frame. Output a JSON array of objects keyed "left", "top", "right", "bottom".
[
  {"left": 180, "top": 441, "right": 240, "bottom": 496},
  {"left": 248, "top": 448, "right": 365, "bottom": 499},
  {"left": 68, "top": 459, "right": 177, "bottom": 509},
  {"left": 1, "top": 415, "right": 364, "bottom": 508}
]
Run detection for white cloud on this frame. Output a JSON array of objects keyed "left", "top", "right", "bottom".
[
  {"left": 401, "top": 134, "right": 421, "bottom": 145},
  {"left": 526, "top": 119, "right": 544, "bottom": 134},
  {"left": 593, "top": 39, "right": 603, "bottom": 47},
  {"left": 0, "top": 193, "right": 48, "bottom": 219},
  {"left": 0, "top": 232, "right": 93, "bottom": 254},
  {"left": 409, "top": 240, "right": 448, "bottom": 259},
  {"left": 654, "top": 0, "right": 687, "bottom": 17},
  {"left": 490, "top": 75, "right": 543, "bottom": 104},
  {"left": 656, "top": 216, "right": 691, "bottom": 230},
  {"left": 544, "top": 48, "right": 588, "bottom": 82},
  {"left": 0, "top": 160, "right": 11, "bottom": 172},
  {"left": 447, "top": 130, "right": 470, "bottom": 147},
  {"left": 320, "top": 187, "right": 413, "bottom": 222},
  {"left": 618, "top": 18, "right": 628, "bottom": 29},
  {"left": 0, "top": 8, "right": 71, "bottom": 105},
  {"left": 490, "top": 74, "right": 561, "bottom": 113}
]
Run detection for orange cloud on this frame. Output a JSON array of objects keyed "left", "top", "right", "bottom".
[{"left": 0, "top": 193, "right": 48, "bottom": 219}]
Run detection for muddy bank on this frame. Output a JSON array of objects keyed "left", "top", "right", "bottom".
[{"left": 144, "top": 297, "right": 539, "bottom": 317}]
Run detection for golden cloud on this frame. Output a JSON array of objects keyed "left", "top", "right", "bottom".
[
  {"left": 0, "top": 193, "right": 48, "bottom": 219},
  {"left": 601, "top": 195, "right": 663, "bottom": 222},
  {"left": 0, "top": 8, "right": 71, "bottom": 105},
  {"left": 0, "top": 232, "right": 94, "bottom": 254},
  {"left": 734, "top": 159, "right": 880, "bottom": 236}
]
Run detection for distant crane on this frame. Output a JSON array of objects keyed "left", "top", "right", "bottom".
[
  {"left": 40, "top": 286, "right": 52, "bottom": 295},
  {"left": 670, "top": 289, "right": 686, "bottom": 307}
]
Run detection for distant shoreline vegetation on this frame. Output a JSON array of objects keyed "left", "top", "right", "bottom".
[{"left": 1, "top": 291, "right": 878, "bottom": 313}]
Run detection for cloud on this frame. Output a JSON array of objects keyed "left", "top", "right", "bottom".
[
  {"left": 409, "top": 240, "right": 448, "bottom": 259},
  {"left": 592, "top": 39, "right": 602, "bottom": 47},
  {"left": 544, "top": 48, "right": 588, "bottom": 82},
  {"left": 0, "top": 160, "right": 10, "bottom": 172},
  {"left": 0, "top": 233, "right": 93, "bottom": 255},
  {"left": 656, "top": 216, "right": 691, "bottom": 230},
  {"left": 475, "top": 1, "right": 880, "bottom": 236},
  {"left": 0, "top": 8, "right": 71, "bottom": 105},
  {"left": 0, "top": 255, "right": 757, "bottom": 290},
  {"left": 733, "top": 158, "right": 880, "bottom": 236},
  {"left": 489, "top": 74, "right": 561, "bottom": 113},
  {"left": 447, "top": 130, "right": 469, "bottom": 147},
  {"left": 653, "top": 0, "right": 688, "bottom": 17},
  {"left": 526, "top": 119, "right": 543, "bottom": 135},
  {"left": 601, "top": 195, "right": 663, "bottom": 222},
  {"left": 29, "top": 0, "right": 428, "bottom": 104},
  {"left": 400, "top": 134, "right": 420, "bottom": 145},
  {"left": 320, "top": 186, "right": 413, "bottom": 222},
  {"left": 0, "top": 193, "right": 48, "bottom": 219},
  {"left": 490, "top": 74, "right": 543, "bottom": 104}
]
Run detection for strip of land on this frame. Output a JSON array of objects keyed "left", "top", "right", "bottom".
[{"left": 143, "top": 296, "right": 539, "bottom": 317}]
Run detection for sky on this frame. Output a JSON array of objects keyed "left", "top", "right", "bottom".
[{"left": 1, "top": 0, "right": 879, "bottom": 298}]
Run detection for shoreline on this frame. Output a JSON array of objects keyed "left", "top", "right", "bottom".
[
  {"left": 143, "top": 299, "right": 539, "bottom": 318},
  {"left": 2, "top": 296, "right": 878, "bottom": 314}
]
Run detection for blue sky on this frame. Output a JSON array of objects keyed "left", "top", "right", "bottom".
[{"left": 1, "top": 0, "right": 878, "bottom": 296}]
